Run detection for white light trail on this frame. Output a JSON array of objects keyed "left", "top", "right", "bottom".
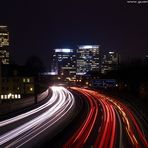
[
  {"left": 0, "top": 86, "right": 76, "bottom": 147},
  {"left": 0, "top": 90, "right": 49, "bottom": 127}
]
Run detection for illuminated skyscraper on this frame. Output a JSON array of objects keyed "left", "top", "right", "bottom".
[
  {"left": 52, "top": 48, "right": 76, "bottom": 81},
  {"left": 101, "top": 51, "right": 120, "bottom": 73},
  {"left": 77, "top": 45, "right": 100, "bottom": 75},
  {"left": 0, "top": 26, "right": 10, "bottom": 64}
]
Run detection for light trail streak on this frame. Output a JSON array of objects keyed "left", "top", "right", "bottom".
[
  {"left": 64, "top": 87, "right": 148, "bottom": 148},
  {"left": 64, "top": 88, "right": 116, "bottom": 148},
  {"left": 64, "top": 88, "right": 98, "bottom": 147},
  {"left": 110, "top": 98, "right": 148, "bottom": 147},
  {"left": 0, "top": 86, "right": 76, "bottom": 147},
  {"left": 93, "top": 91, "right": 116, "bottom": 148},
  {"left": 0, "top": 90, "right": 49, "bottom": 127}
]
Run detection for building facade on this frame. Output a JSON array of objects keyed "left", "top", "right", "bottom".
[
  {"left": 101, "top": 51, "right": 120, "bottom": 73},
  {"left": 0, "top": 65, "right": 34, "bottom": 100},
  {"left": 0, "top": 26, "right": 10, "bottom": 65},
  {"left": 52, "top": 48, "right": 76, "bottom": 81},
  {"left": 0, "top": 76, "right": 34, "bottom": 100},
  {"left": 77, "top": 45, "right": 100, "bottom": 75}
]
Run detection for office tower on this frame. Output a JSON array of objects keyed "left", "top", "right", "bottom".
[
  {"left": 0, "top": 26, "right": 10, "bottom": 64},
  {"left": 101, "top": 51, "right": 120, "bottom": 73},
  {"left": 77, "top": 45, "right": 100, "bottom": 75},
  {"left": 52, "top": 48, "right": 76, "bottom": 80}
]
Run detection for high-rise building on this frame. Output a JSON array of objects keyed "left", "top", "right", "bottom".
[
  {"left": 0, "top": 26, "right": 9, "bottom": 64},
  {"left": 0, "top": 26, "right": 10, "bottom": 64},
  {"left": 101, "top": 51, "right": 120, "bottom": 73},
  {"left": 52, "top": 48, "right": 76, "bottom": 81},
  {"left": 77, "top": 45, "right": 100, "bottom": 75}
]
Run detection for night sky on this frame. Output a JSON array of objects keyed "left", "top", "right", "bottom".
[{"left": 0, "top": 0, "right": 148, "bottom": 69}]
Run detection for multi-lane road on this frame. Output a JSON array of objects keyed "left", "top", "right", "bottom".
[
  {"left": 64, "top": 87, "right": 148, "bottom": 148},
  {"left": 0, "top": 86, "right": 148, "bottom": 148},
  {"left": 0, "top": 86, "right": 76, "bottom": 148}
]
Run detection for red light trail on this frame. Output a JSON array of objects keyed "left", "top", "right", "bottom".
[{"left": 64, "top": 87, "right": 148, "bottom": 148}]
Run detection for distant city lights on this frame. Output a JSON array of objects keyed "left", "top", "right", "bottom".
[
  {"left": 76, "top": 72, "right": 86, "bottom": 75},
  {"left": 41, "top": 72, "right": 58, "bottom": 75}
]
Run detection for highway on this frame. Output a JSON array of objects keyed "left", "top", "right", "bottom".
[
  {"left": 64, "top": 87, "right": 148, "bottom": 148},
  {"left": 0, "top": 86, "right": 148, "bottom": 148},
  {"left": 0, "top": 86, "right": 76, "bottom": 148}
]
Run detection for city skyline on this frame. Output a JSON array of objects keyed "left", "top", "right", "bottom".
[
  {"left": 0, "top": 0, "right": 147, "bottom": 68},
  {"left": 0, "top": 1, "right": 148, "bottom": 147},
  {"left": 51, "top": 46, "right": 119, "bottom": 79}
]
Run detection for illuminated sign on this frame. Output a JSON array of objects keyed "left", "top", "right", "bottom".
[
  {"left": 79, "top": 45, "right": 99, "bottom": 49},
  {"left": 55, "top": 49, "right": 73, "bottom": 53},
  {"left": 109, "top": 52, "right": 114, "bottom": 54}
]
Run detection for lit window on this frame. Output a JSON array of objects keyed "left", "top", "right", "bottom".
[
  {"left": 86, "top": 82, "right": 89, "bottom": 85},
  {"left": 1, "top": 95, "right": 4, "bottom": 99},
  {"left": 8, "top": 93, "right": 12, "bottom": 99},
  {"left": 18, "top": 94, "right": 21, "bottom": 99},
  {"left": 30, "top": 87, "right": 33, "bottom": 91},
  {"left": 23, "top": 78, "right": 26, "bottom": 83},
  {"left": 12, "top": 95, "right": 14, "bottom": 99},
  {"left": 15, "top": 94, "right": 18, "bottom": 99},
  {"left": 27, "top": 78, "right": 30, "bottom": 83}
]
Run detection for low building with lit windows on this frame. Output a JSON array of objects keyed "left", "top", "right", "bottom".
[{"left": 0, "top": 65, "right": 34, "bottom": 100}]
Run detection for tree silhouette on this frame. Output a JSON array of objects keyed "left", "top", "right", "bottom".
[{"left": 25, "top": 55, "right": 45, "bottom": 75}]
